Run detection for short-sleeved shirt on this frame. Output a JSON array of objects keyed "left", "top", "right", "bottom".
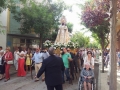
[{"left": 62, "top": 53, "right": 71, "bottom": 68}]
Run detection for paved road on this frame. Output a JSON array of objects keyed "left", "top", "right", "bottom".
[{"left": 0, "top": 72, "right": 79, "bottom": 90}]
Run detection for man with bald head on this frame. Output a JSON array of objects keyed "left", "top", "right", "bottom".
[{"left": 37, "top": 47, "right": 65, "bottom": 90}]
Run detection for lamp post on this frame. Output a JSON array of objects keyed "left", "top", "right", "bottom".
[{"left": 109, "top": 0, "right": 117, "bottom": 90}]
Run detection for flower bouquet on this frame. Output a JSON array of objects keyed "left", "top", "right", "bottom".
[
  {"left": 53, "top": 43, "right": 60, "bottom": 50},
  {"left": 75, "top": 43, "right": 79, "bottom": 48},
  {"left": 67, "top": 41, "right": 75, "bottom": 49},
  {"left": 59, "top": 43, "right": 66, "bottom": 50},
  {"left": 43, "top": 40, "right": 52, "bottom": 48}
]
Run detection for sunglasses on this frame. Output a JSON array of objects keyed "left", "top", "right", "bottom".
[{"left": 88, "top": 53, "right": 91, "bottom": 54}]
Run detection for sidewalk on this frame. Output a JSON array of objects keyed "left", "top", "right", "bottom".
[
  {"left": 9, "top": 65, "right": 17, "bottom": 75},
  {"left": 99, "top": 63, "right": 120, "bottom": 90}
]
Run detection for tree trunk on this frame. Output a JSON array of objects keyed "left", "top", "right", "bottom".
[
  {"left": 101, "top": 37, "right": 105, "bottom": 73},
  {"left": 109, "top": 0, "right": 117, "bottom": 90},
  {"left": 101, "top": 43, "right": 104, "bottom": 73},
  {"left": 39, "top": 34, "right": 43, "bottom": 48}
]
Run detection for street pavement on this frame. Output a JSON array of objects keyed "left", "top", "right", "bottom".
[
  {"left": 1, "top": 57, "right": 120, "bottom": 90},
  {"left": 0, "top": 68, "right": 79, "bottom": 90}
]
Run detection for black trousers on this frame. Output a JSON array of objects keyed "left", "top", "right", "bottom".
[
  {"left": 0, "top": 64, "right": 5, "bottom": 74},
  {"left": 47, "top": 84, "right": 63, "bottom": 90}
]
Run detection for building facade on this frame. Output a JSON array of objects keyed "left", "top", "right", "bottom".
[
  {"left": 8, "top": 9, "right": 40, "bottom": 51},
  {"left": 0, "top": 8, "right": 40, "bottom": 51},
  {"left": 0, "top": 9, "right": 7, "bottom": 50}
]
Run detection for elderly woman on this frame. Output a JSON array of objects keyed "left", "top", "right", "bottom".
[
  {"left": 81, "top": 62, "right": 94, "bottom": 90},
  {"left": 4, "top": 47, "right": 13, "bottom": 82}
]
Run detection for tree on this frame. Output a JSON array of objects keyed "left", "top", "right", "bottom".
[
  {"left": 87, "top": 41, "right": 100, "bottom": 49},
  {"left": 109, "top": 0, "right": 117, "bottom": 90},
  {"left": 80, "top": 0, "right": 110, "bottom": 72},
  {"left": 80, "top": 0, "right": 120, "bottom": 73},
  {"left": 0, "top": 21, "right": 5, "bottom": 34},
  {"left": 67, "top": 22, "right": 73, "bottom": 33},
  {"left": 71, "top": 32, "right": 90, "bottom": 48},
  {"left": 0, "top": 0, "right": 6, "bottom": 13},
  {"left": 0, "top": 0, "right": 18, "bottom": 13},
  {"left": 11, "top": 0, "right": 66, "bottom": 46}
]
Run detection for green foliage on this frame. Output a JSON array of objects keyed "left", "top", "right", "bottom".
[
  {"left": 0, "top": 0, "right": 6, "bottom": 12},
  {"left": 0, "top": 21, "right": 5, "bottom": 34},
  {"left": 0, "top": 29, "right": 5, "bottom": 35},
  {"left": 0, "top": 0, "right": 20, "bottom": 13},
  {"left": 51, "top": 31, "right": 57, "bottom": 41},
  {"left": 87, "top": 41, "right": 101, "bottom": 49},
  {"left": 10, "top": 0, "right": 66, "bottom": 46},
  {"left": 80, "top": 0, "right": 110, "bottom": 50},
  {"left": 71, "top": 32, "right": 90, "bottom": 48},
  {"left": 67, "top": 22, "right": 73, "bottom": 33}
]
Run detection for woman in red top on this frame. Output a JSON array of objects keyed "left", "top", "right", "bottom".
[
  {"left": 4, "top": 47, "right": 13, "bottom": 82},
  {"left": 17, "top": 51, "right": 26, "bottom": 77}
]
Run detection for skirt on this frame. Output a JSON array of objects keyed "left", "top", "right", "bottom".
[{"left": 82, "top": 77, "right": 92, "bottom": 83}]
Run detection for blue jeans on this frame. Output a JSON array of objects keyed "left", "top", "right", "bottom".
[{"left": 62, "top": 68, "right": 70, "bottom": 82}]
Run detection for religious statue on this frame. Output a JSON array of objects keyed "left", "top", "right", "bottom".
[{"left": 55, "top": 16, "right": 70, "bottom": 44}]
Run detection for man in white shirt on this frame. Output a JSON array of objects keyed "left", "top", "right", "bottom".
[
  {"left": 32, "top": 48, "right": 44, "bottom": 82},
  {"left": 41, "top": 47, "right": 50, "bottom": 60}
]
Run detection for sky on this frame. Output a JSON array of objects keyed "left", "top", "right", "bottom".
[
  {"left": 36, "top": 0, "right": 92, "bottom": 37},
  {"left": 62, "top": 0, "right": 92, "bottom": 37}
]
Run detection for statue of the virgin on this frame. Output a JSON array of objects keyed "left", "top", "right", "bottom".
[{"left": 55, "top": 16, "right": 70, "bottom": 44}]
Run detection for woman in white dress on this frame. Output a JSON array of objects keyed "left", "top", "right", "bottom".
[
  {"left": 14, "top": 47, "right": 19, "bottom": 70},
  {"left": 84, "top": 51, "right": 94, "bottom": 69}
]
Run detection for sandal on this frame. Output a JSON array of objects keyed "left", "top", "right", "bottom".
[
  {"left": 4, "top": 78, "right": 10, "bottom": 82},
  {"left": 34, "top": 76, "right": 37, "bottom": 79},
  {"left": 34, "top": 79, "right": 39, "bottom": 82}
]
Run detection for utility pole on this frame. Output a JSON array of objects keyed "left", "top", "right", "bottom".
[{"left": 109, "top": 0, "right": 117, "bottom": 90}]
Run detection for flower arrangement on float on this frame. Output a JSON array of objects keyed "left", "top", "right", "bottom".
[
  {"left": 43, "top": 40, "right": 52, "bottom": 48},
  {"left": 43, "top": 40, "right": 79, "bottom": 55},
  {"left": 59, "top": 43, "right": 66, "bottom": 50},
  {"left": 67, "top": 41, "right": 75, "bottom": 49},
  {"left": 53, "top": 43, "right": 60, "bottom": 50},
  {"left": 75, "top": 43, "right": 79, "bottom": 48}
]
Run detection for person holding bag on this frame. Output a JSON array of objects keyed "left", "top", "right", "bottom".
[{"left": 4, "top": 47, "right": 13, "bottom": 82}]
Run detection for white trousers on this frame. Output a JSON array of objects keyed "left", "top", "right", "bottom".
[{"left": 14, "top": 59, "right": 18, "bottom": 70}]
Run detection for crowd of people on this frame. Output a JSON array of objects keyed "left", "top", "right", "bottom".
[
  {"left": 0, "top": 45, "right": 100, "bottom": 90},
  {"left": 103, "top": 49, "right": 120, "bottom": 85},
  {"left": 0, "top": 46, "right": 49, "bottom": 82}
]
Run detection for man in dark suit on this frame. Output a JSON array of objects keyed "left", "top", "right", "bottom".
[{"left": 37, "top": 47, "right": 65, "bottom": 90}]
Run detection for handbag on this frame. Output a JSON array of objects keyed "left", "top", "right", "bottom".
[
  {"left": 6, "top": 52, "right": 13, "bottom": 64},
  {"left": 7, "top": 60, "right": 13, "bottom": 64}
]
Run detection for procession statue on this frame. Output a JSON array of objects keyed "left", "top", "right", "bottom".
[{"left": 55, "top": 16, "right": 70, "bottom": 44}]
